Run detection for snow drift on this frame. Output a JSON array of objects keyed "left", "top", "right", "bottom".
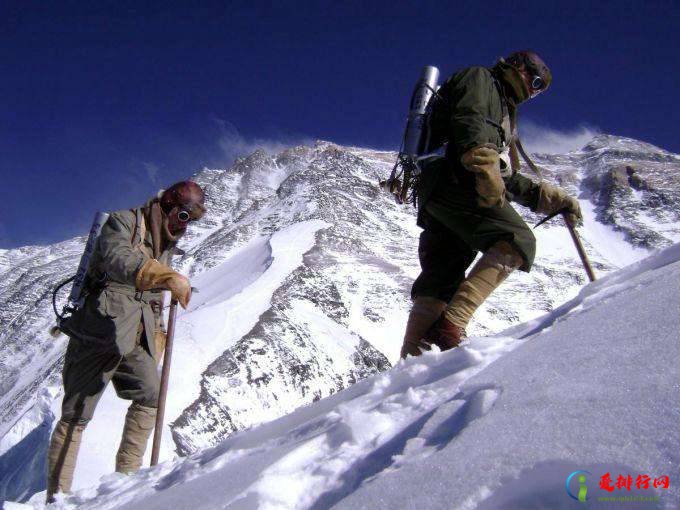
[{"left": 19, "top": 241, "right": 678, "bottom": 509}]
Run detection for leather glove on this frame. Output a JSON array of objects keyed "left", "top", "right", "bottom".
[
  {"left": 461, "top": 145, "right": 506, "bottom": 208},
  {"left": 136, "top": 259, "right": 192, "bottom": 309},
  {"left": 536, "top": 182, "right": 583, "bottom": 226}
]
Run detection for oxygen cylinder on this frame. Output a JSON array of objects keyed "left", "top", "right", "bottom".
[
  {"left": 380, "top": 65, "right": 440, "bottom": 206},
  {"left": 67, "top": 212, "right": 109, "bottom": 308},
  {"left": 403, "top": 66, "right": 440, "bottom": 159}
]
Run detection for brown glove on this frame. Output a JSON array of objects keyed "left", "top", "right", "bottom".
[
  {"left": 536, "top": 182, "right": 583, "bottom": 226},
  {"left": 136, "top": 259, "right": 192, "bottom": 309},
  {"left": 461, "top": 145, "right": 506, "bottom": 208}
]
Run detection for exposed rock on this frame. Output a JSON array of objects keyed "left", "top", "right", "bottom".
[{"left": 0, "top": 134, "right": 678, "bottom": 497}]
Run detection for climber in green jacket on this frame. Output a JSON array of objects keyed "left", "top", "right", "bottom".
[{"left": 401, "top": 50, "right": 581, "bottom": 357}]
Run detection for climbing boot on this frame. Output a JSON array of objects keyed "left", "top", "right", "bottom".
[
  {"left": 400, "top": 296, "right": 447, "bottom": 358},
  {"left": 46, "top": 420, "right": 86, "bottom": 503},
  {"left": 115, "top": 403, "right": 157, "bottom": 474},
  {"left": 424, "top": 316, "right": 467, "bottom": 351}
]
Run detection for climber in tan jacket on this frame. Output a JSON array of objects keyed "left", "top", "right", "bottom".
[{"left": 46, "top": 181, "right": 206, "bottom": 502}]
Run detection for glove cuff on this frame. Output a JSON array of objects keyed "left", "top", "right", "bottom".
[{"left": 135, "top": 259, "right": 175, "bottom": 291}]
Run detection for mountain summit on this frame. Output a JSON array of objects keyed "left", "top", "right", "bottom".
[{"left": 1, "top": 134, "right": 678, "bottom": 504}]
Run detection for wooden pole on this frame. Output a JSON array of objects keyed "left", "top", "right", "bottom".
[
  {"left": 150, "top": 299, "right": 178, "bottom": 466},
  {"left": 562, "top": 213, "right": 597, "bottom": 283}
]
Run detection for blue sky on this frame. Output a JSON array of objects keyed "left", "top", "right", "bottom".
[{"left": 1, "top": 0, "right": 678, "bottom": 247}]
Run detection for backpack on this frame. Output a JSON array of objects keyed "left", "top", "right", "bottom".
[{"left": 423, "top": 80, "right": 451, "bottom": 155}]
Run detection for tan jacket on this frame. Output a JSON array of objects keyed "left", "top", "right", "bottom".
[{"left": 62, "top": 206, "right": 173, "bottom": 357}]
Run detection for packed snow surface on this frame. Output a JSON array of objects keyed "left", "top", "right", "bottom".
[{"left": 24, "top": 242, "right": 679, "bottom": 509}]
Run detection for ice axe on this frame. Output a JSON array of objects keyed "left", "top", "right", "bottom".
[
  {"left": 517, "top": 143, "right": 596, "bottom": 283},
  {"left": 535, "top": 208, "right": 596, "bottom": 283},
  {"left": 150, "top": 286, "right": 197, "bottom": 466}
]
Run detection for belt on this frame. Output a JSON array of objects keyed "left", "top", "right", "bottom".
[{"left": 104, "top": 281, "right": 162, "bottom": 304}]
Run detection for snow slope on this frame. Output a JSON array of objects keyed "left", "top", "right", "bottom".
[
  {"left": 23, "top": 241, "right": 679, "bottom": 510},
  {"left": 2, "top": 135, "right": 679, "bottom": 504}
]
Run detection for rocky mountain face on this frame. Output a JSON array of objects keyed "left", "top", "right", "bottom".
[
  {"left": 0, "top": 134, "right": 678, "bottom": 501},
  {"left": 0, "top": 238, "right": 83, "bottom": 435},
  {"left": 580, "top": 137, "right": 680, "bottom": 248}
]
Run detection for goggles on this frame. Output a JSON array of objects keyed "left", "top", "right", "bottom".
[
  {"left": 501, "top": 56, "right": 547, "bottom": 98},
  {"left": 528, "top": 74, "right": 546, "bottom": 98},
  {"left": 175, "top": 202, "right": 206, "bottom": 223},
  {"left": 177, "top": 209, "right": 192, "bottom": 223}
]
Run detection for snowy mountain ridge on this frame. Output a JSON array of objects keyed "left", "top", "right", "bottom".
[
  {"left": 23, "top": 236, "right": 680, "bottom": 510},
  {"left": 1, "top": 134, "right": 679, "bottom": 504}
]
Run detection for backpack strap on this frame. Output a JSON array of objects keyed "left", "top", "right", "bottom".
[
  {"left": 515, "top": 137, "right": 544, "bottom": 180},
  {"left": 490, "top": 75, "right": 511, "bottom": 146},
  {"left": 131, "top": 209, "right": 153, "bottom": 258},
  {"left": 490, "top": 73, "right": 543, "bottom": 179}
]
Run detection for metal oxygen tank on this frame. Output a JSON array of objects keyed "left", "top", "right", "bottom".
[
  {"left": 403, "top": 65, "right": 440, "bottom": 165},
  {"left": 50, "top": 212, "right": 109, "bottom": 335},
  {"left": 68, "top": 211, "right": 109, "bottom": 308},
  {"left": 381, "top": 65, "right": 440, "bottom": 204}
]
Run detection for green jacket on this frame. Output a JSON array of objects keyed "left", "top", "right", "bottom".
[
  {"left": 419, "top": 66, "right": 541, "bottom": 210},
  {"left": 417, "top": 66, "right": 542, "bottom": 271},
  {"left": 62, "top": 207, "right": 172, "bottom": 357}
]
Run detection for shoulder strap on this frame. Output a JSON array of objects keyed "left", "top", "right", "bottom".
[
  {"left": 130, "top": 209, "right": 145, "bottom": 246},
  {"left": 137, "top": 210, "right": 147, "bottom": 247},
  {"left": 490, "top": 75, "right": 510, "bottom": 146},
  {"left": 491, "top": 73, "right": 543, "bottom": 179},
  {"left": 515, "top": 138, "right": 544, "bottom": 180},
  {"left": 131, "top": 208, "right": 153, "bottom": 258}
]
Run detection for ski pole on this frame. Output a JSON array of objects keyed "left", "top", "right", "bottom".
[
  {"left": 150, "top": 298, "right": 178, "bottom": 466},
  {"left": 562, "top": 212, "right": 597, "bottom": 282}
]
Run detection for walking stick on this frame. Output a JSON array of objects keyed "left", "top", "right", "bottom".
[
  {"left": 150, "top": 298, "right": 178, "bottom": 466},
  {"left": 561, "top": 212, "right": 597, "bottom": 283}
]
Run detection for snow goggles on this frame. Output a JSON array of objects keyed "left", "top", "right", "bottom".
[
  {"left": 529, "top": 75, "right": 545, "bottom": 97},
  {"left": 176, "top": 202, "right": 206, "bottom": 223}
]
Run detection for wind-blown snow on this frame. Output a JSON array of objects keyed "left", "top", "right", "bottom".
[{"left": 25, "top": 242, "right": 679, "bottom": 509}]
